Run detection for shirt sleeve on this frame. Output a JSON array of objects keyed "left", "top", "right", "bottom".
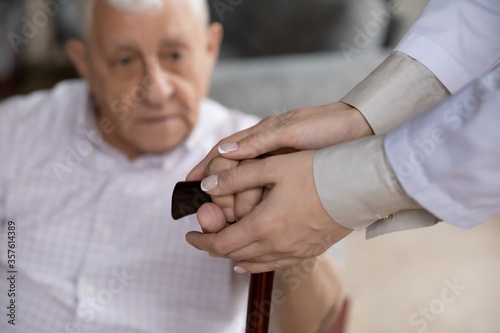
[
  {"left": 0, "top": 100, "right": 11, "bottom": 223},
  {"left": 385, "top": 70, "right": 500, "bottom": 228},
  {"left": 394, "top": 0, "right": 500, "bottom": 94}
]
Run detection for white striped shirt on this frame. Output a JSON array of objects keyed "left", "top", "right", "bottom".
[{"left": 0, "top": 80, "right": 259, "bottom": 333}]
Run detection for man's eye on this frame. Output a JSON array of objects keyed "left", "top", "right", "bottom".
[
  {"left": 168, "top": 52, "right": 182, "bottom": 61},
  {"left": 117, "top": 57, "right": 132, "bottom": 66}
]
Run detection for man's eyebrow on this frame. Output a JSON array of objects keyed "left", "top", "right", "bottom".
[
  {"left": 108, "top": 43, "right": 138, "bottom": 52},
  {"left": 159, "top": 38, "right": 189, "bottom": 48},
  {"left": 104, "top": 37, "right": 189, "bottom": 53}
]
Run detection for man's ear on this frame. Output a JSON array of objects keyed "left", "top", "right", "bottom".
[
  {"left": 66, "top": 39, "right": 90, "bottom": 79},
  {"left": 206, "top": 22, "right": 223, "bottom": 69}
]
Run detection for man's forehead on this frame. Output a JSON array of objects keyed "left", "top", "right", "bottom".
[{"left": 101, "top": 17, "right": 197, "bottom": 48}]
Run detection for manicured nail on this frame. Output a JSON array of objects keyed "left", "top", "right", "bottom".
[
  {"left": 234, "top": 266, "right": 248, "bottom": 274},
  {"left": 218, "top": 143, "right": 238, "bottom": 154},
  {"left": 201, "top": 175, "right": 218, "bottom": 192}
]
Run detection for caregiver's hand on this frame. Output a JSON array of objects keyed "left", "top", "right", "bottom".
[
  {"left": 187, "top": 102, "right": 373, "bottom": 181},
  {"left": 186, "top": 151, "right": 353, "bottom": 273}
]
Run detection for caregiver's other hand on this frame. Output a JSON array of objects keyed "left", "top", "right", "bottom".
[
  {"left": 187, "top": 102, "right": 373, "bottom": 181},
  {"left": 186, "top": 151, "right": 353, "bottom": 273}
]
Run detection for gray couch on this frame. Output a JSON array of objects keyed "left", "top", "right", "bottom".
[{"left": 210, "top": 49, "right": 390, "bottom": 119}]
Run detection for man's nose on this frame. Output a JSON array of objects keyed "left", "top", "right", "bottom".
[{"left": 144, "top": 67, "right": 174, "bottom": 106}]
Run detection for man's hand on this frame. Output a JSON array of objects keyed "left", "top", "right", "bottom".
[
  {"left": 197, "top": 156, "right": 263, "bottom": 231},
  {"left": 186, "top": 151, "right": 353, "bottom": 273},
  {"left": 187, "top": 102, "right": 373, "bottom": 181}
]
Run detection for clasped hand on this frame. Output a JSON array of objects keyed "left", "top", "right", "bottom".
[{"left": 185, "top": 102, "right": 373, "bottom": 273}]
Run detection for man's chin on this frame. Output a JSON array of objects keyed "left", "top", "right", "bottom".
[{"left": 133, "top": 138, "right": 187, "bottom": 156}]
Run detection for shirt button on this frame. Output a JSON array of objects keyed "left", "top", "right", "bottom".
[
  {"left": 101, "top": 225, "right": 112, "bottom": 239},
  {"left": 162, "top": 160, "right": 173, "bottom": 173},
  {"left": 85, "top": 284, "right": 96, "bottom": 297}
]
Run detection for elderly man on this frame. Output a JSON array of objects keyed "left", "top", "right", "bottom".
[{"left": 0, "top": 0, "right": 344, "bottom": 332}]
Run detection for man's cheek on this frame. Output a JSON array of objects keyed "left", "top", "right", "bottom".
[
  {"left": 109, "top": 98, "right": 132, "bottom": 122},
  {"left": 105, "top": 87, "right": 140, "bottom": 122}
]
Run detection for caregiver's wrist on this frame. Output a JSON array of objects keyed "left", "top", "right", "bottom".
[{"left": 335, "top": 101, "right": 375, "bottom": 141}]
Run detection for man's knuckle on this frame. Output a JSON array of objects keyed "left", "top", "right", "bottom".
[
  {"left": 205, "top": 157, "right": 220, "bottom": 175},
  {"left": 239, "top": 158, "right": 255, "bottom": 166},
  {"left": 212, "top": 242, "right": 227, "bottom": 256},
  {"left": 235, "top": 202, "right": 255, "bottom": 216},
  {"left": 206, "top": 156, "right": 238, "bottom": 176},
  {"left": 205, "top": 160, "right": 215, "bottom": 176},
  {"left": 217, "top": 169, "right": 234, "bottom": 188},
  {"left": 211, "top": 195, "right": 233, "bottom": 209}
]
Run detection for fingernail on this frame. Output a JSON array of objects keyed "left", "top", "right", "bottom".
[
  {"left": 201, "top": 175, "right": 218, "bottom": 192},
  {"left": 218, "top": 143, "right": 238, "bottom": 154},
  {"left": 234, "top": 266, "right": 248, "bottom": 274}
]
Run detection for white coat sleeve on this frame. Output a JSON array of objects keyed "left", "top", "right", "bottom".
[
  {"left": 385, "top": 69, "right": 500, "bottom": 228},
  {"left": 395, "top": 0, "right": 500, "bottom": 94}
]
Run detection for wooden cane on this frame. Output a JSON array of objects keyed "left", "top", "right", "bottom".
[{"left": 172, "top": 181, "right": 274, "bottom": 333}]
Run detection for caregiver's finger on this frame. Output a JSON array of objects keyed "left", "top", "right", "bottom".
[
  {"left": 185, "top": 122, "right": 265, "bottom": 181},
  {"left": 200, "top": 156, "right": 280, "bottom": 196}
]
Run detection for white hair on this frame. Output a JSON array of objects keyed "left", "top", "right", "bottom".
[
  {"left": 79, "top": 0, "right": 210, "bottom": 39},
  {"left": 106, "top": 0, "right": 166, "bottom": 11}
]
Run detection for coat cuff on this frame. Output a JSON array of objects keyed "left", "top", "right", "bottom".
[
  {"left": 313, "top": 135, "right": 421, "bottom": 230},
  {"left": 341, "top": 51, "right": 450, "bottom": 135}
]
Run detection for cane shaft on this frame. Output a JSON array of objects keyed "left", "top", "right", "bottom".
[
  {"left": 246, "top": 272, "right": 274, "bottom": 333},
  {"left": 171, "top": 182, "right": 275, "bottom": 333}
]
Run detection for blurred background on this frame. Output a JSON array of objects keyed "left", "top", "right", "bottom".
[
  {"left": 1, "top": 0, "right": 425, "bottom": 103},
  {"left": 2, "top": 1, "right": 500, "bottom": 332}
]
